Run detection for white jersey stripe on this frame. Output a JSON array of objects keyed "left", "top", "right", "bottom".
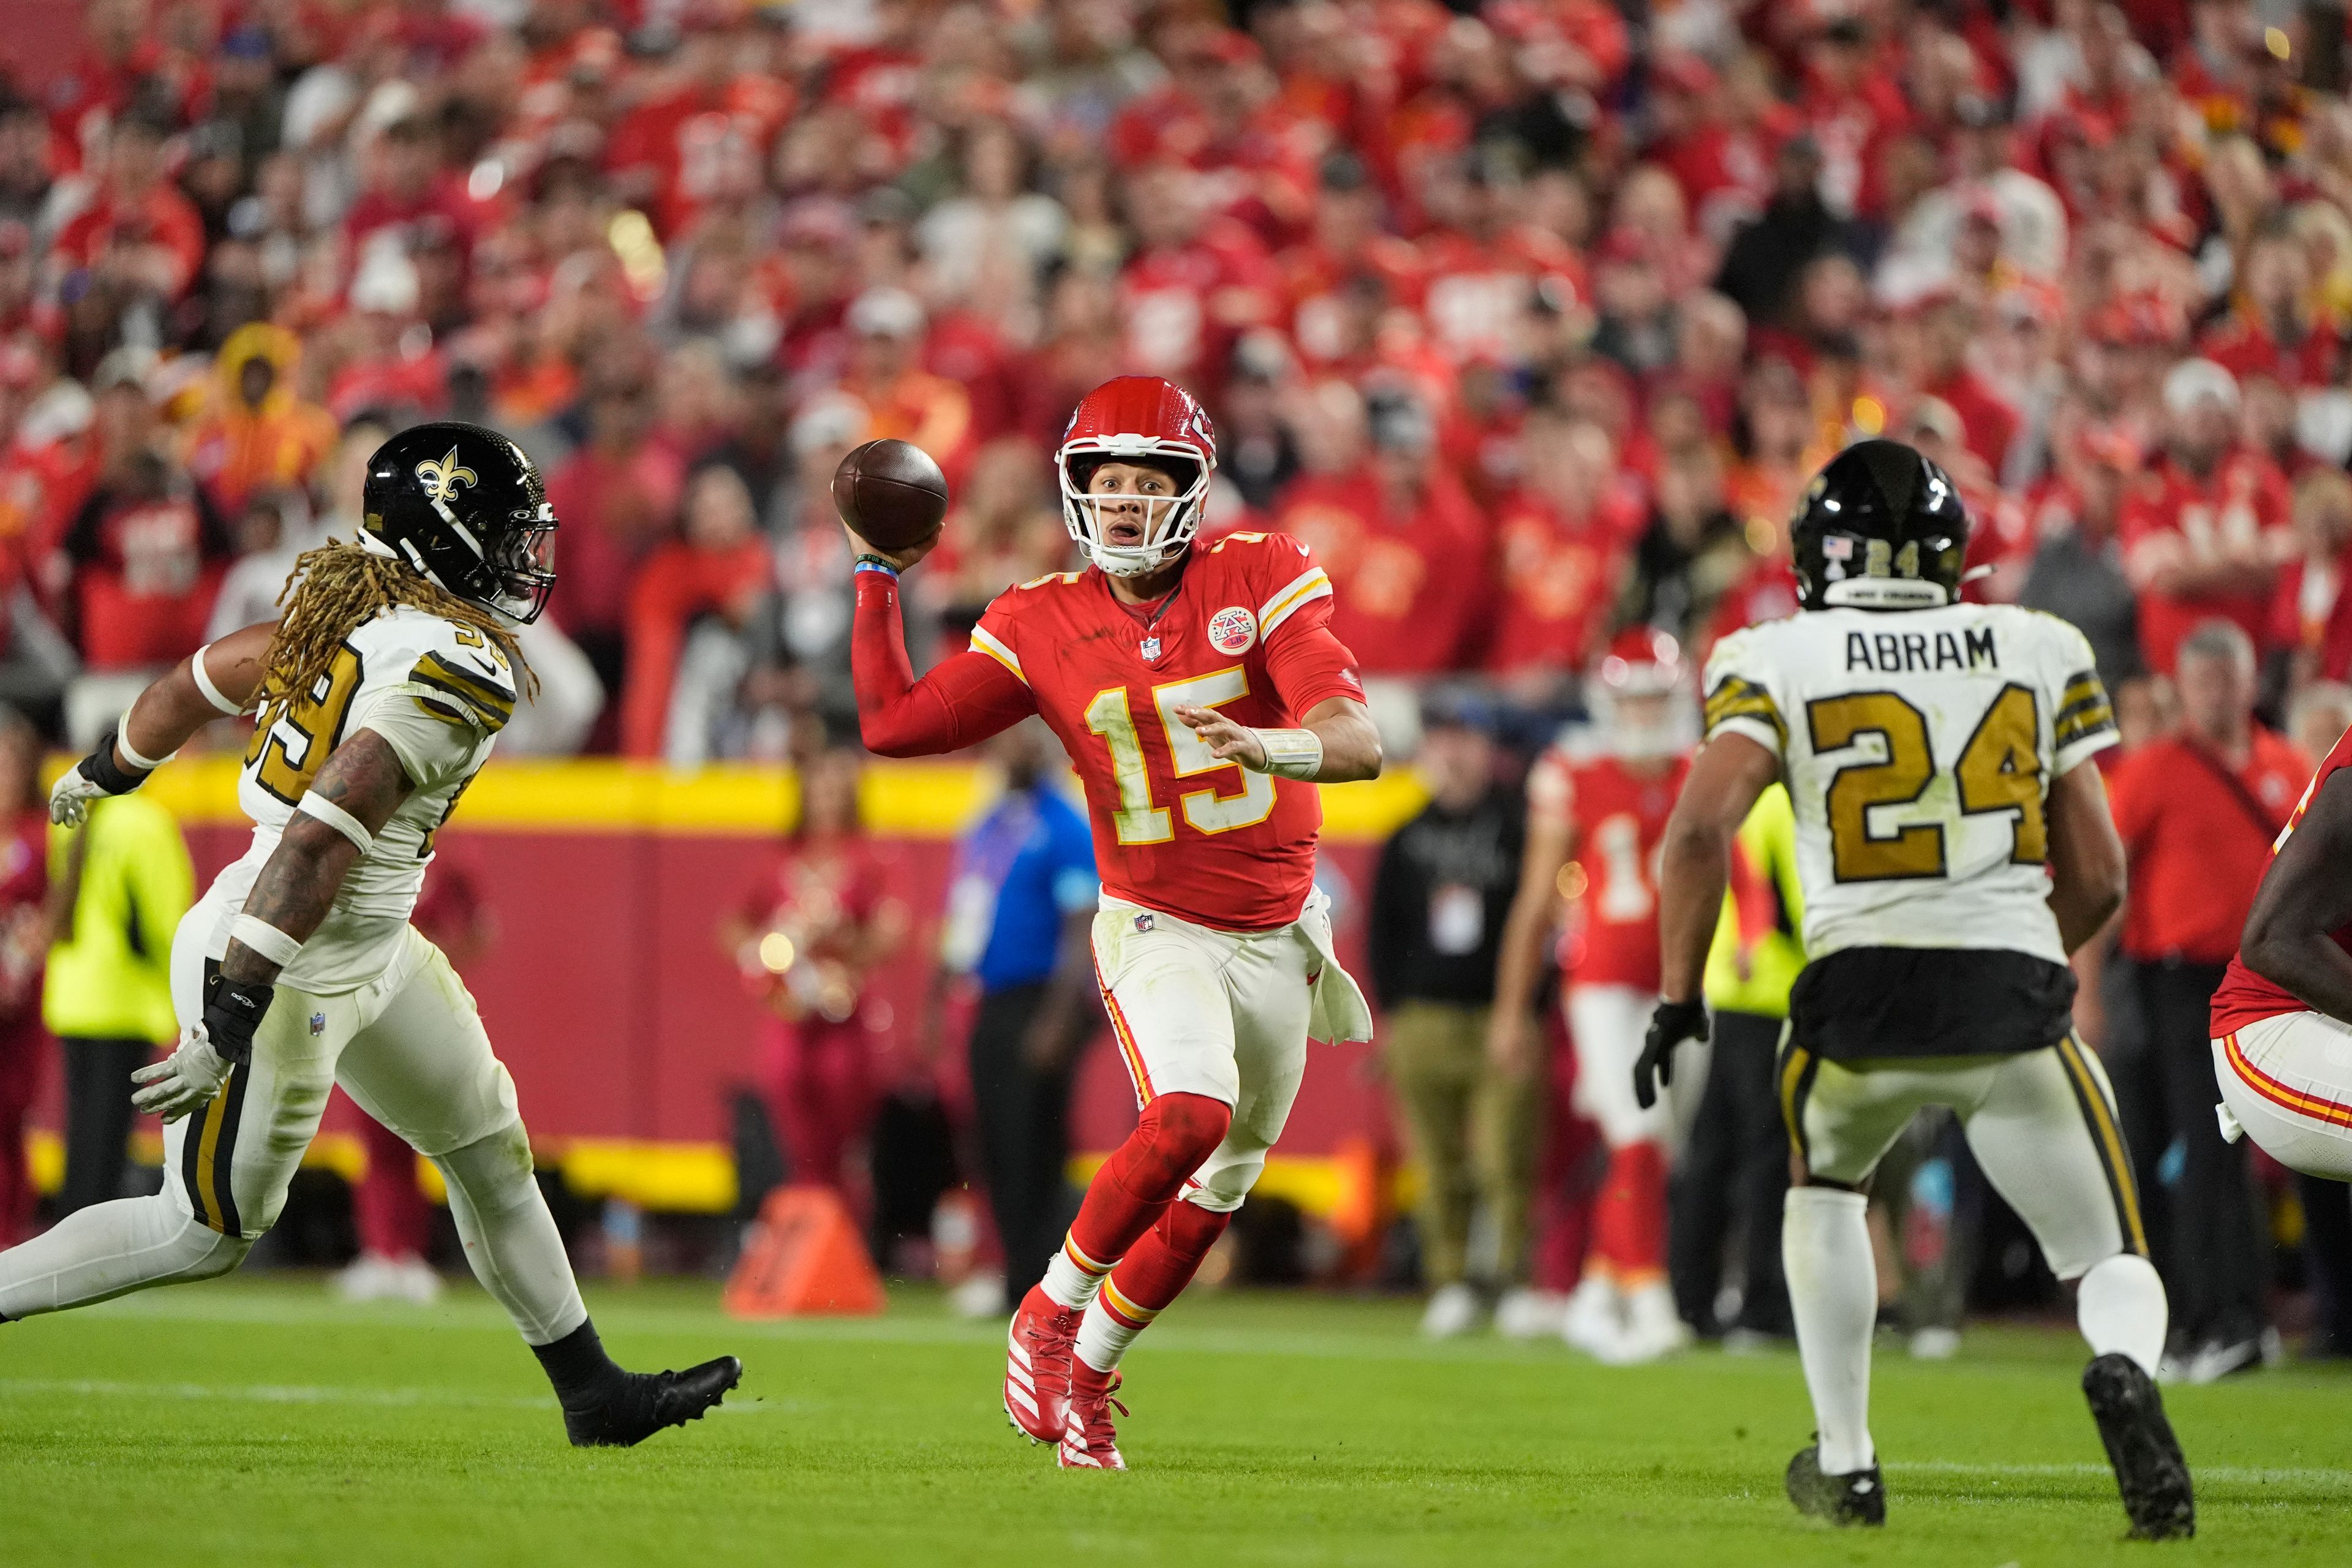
[
  {"left": 1259, "top": 568, "right": 1332, "bottom": 636},
  {"left": 970, "top": 625, "right": 1026, "bottom": 684}
]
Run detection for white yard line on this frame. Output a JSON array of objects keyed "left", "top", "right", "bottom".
[
  {"left": 1890, "top": 1459, "right": 2352, "bottom": 1487},
  {"left": 0, "top": 1376, "right": 786, "bottom": 1416},
  {"left": 0, "top": 1376, "right": 552, "bottom": 1411}
]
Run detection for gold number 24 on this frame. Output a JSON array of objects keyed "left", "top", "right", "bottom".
[{"left": 1806, "top": 684, "right": 2046, "bottom": 882}]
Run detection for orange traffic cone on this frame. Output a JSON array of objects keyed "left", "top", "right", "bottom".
[{"left": 724, "top": 1185, "right": 888, "bottom": 1317}]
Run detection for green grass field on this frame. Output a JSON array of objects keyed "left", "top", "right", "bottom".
[{"left": 0, "top": 1276, "right": 2343, "bottom": 1566}]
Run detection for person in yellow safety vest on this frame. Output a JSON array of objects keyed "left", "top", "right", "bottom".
[
  {"left": 1668, "top": 782, "right": 1804, "bottom": 1344},
  {"left": 45, "top": 793, "right": 192, "bottom": 1214}
]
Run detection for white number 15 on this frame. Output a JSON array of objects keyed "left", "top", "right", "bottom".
[{"left": 1084, "top": 667, "right": 1279, "bottom": 844}]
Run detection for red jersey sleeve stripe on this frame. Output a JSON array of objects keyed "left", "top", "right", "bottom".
[
  {"left": 1258, "top": 568, "right": 1332, "bottom": 636},
  {"left": 970, "top": 625, "right": 1026, "bottom": 684}
]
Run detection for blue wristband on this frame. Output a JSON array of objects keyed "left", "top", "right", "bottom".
[{"left": 854, "top": 557, "right": 900, "bottom": 579}]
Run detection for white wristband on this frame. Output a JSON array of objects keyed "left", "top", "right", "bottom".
[
  {"left": 190, "top": 643, "right": 247, "bottom": 716},
  {"left": 228, "top": 914, "right": 305, "bottom": 968},
  {"left": 1251, "top": 728, "right": 1324, "bottom": 781},
  {"left": 296, "top": 791, "right": 375, "bottom": 855},
  {"left": 115, "top": 713, "right": 176, "bottom": 772}
]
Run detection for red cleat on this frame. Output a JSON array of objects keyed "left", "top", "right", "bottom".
[
  {"left": 1058, "top": 1360, "right": 1128, "bottom": 1471},
  {"left": 1005, "top": 1284, "right": 1082, "bottom": 1444}
]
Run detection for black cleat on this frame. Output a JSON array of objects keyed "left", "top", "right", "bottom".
[
  {"left": 2083, "top": 1352, "right": 2195, "bottom": 1540},
  {"left": 564, "top": 1355, "right": 743, "bottom": 1448},
  {"left": 1785, "top": 1444, "right": 1886, "bottom": 1526}
]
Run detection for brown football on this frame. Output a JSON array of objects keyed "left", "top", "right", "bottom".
[{"left": 832, "top": 438, "right": 949, "bottom": 552}]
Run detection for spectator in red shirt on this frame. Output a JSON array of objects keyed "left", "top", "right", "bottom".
[
  {"left": 51, "top": 111, "right": 205, "bottom": 304},
  {"left": 606, "top": 21, "right": 791, "bottom": 240},
  {"left": 1891, "top": 293, "right": 2022, "bottom": 479},
  {"left": 620, "top": 465, "right": 775, "bottom": 761},
  {"left": 545, "top": 374, "right": 686, "bottom": 708},
  {"left": 1485, "top": 410, "right": 1626, "bottom": 694},
  {"left": 2271, "top": 468, "right": 2352, "bottom": 686},
  {"left": 2108, "top": 618, "right": 2305, "bottom": 1378},
  {"left": 61, "top": 441, "right": 229, "bottom": 671},
  {"left": 2120, "top": 357, "right": 2296, "bottom": 674},
  {"left": 344, "top": 114, "right": 477, "bottom": 268},
  {"left": 1273, "top": 385, "right": 1491, "bottom": 675},
  {"left": 2198, "top": 217, "right": 2346, "bottom": 389},
  {"left": 1117, "top": 163, "right": 1281, "bottom": 388}
]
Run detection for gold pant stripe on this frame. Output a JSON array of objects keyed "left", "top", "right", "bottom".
[{"left": 2057, "top": 1033, "right": 2147, "bottom": 1256}]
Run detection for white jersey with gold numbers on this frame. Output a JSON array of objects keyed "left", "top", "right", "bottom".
[
  {"left": 1702, "top": 603, "right": 2118, "bottom": 967},
  {"left": 202, "top": 604, "right": 517, "bottom": 993}
]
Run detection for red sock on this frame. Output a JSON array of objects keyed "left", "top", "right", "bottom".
[
  {"left": 1591, "top": 1141, "right": 1668, "bottom": 1282},
  {"left": 1065, "top": 1092, "right": 1232, "bottom": 1270},
  {"left": 1102, "top": 1199, "right": 1232, "bottom": 1324}
]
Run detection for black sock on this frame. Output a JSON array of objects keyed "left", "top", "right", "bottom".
[{"left": 532, "top": 1319, "right": 628, "bottom": 1409}]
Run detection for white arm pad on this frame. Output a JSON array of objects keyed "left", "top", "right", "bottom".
[
  {"left": 296, "top": 791, "right": 375, "bottom": 855},
  {"left": 115, "top": 712, "right": 176, "bottom": 772},
  {"left": 228, "top": 914, "right": 306, "bottom": 968},
  {"left": 1250, "top": 728, "right": 1324, "bottom": 782},
  {"left": 190, "top": 643, "right": 248, "bottom": 716}
]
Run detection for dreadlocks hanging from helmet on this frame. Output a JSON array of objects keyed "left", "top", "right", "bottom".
[{"left": 257, "top": 542, "right": 539, "bottom": 721}]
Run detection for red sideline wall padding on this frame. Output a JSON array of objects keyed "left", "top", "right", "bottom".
[{"left": 160, "top": 824, "right": 1390, "bottom": 1161}]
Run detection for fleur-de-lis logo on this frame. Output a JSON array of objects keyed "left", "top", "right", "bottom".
[{"left": 415, "top": 448, "right": 477, "bottom": 504}]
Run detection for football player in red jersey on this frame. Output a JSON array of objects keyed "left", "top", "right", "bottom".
[
  {"left": 847, "top": 376, "right": 1382, "bottom": 1469},
  {"left": 2211, "top": 717, "right": 2352, "bottom": 1182},
  {"left": 1490, "top": 630, "right": 1697, "bottom": 1362}
]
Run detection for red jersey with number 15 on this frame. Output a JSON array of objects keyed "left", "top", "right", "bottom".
[
  {"left": 971, "top": 532, "right": 1362, "bottom": 931},
  {"left": 2211, "top": 726, "right": 2349, "bottom": 1036},
  {"left": 1526, "top": 748, "right": 1691, "bottom": 990}
]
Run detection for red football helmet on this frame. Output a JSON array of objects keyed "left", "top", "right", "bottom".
[
  {"left": 1057, "top": 376, "right": 1218, "bottom": 576},
  {"left": 1592, "top": 627, "right": 1695, "bottom": 760}
]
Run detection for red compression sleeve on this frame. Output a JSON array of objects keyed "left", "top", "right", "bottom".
[
  {"left": 852, "top": 568, "right": 1035, "bottom": 756},
  {"left": 1263, "top": 621, "right": 1364, "bottom": 718}
]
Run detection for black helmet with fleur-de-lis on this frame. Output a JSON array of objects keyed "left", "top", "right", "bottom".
[
  {"left": 360, "top": 420, "right": 558, "bottom": 624},
  {"left": 1792, "top": 439, "right": 1972, "bottom": 613}
]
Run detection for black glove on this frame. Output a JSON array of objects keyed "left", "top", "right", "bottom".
[
  {"left": 80, "top": 742, "right": 150, "bottom": 795},
  {"left": 1634, "top": 998, "right": 1709, "bottom": 1110},
  {"left": 202, "top": 970, "right": 276, "bottom": 1068}
]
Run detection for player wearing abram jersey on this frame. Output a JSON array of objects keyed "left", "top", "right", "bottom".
[
  {"left": 4, "top": 423, "right": 739, "bottom": 1447},
  {"left": 1642, "top": 442, "right": 2195, "bottom": 1538},
  {"left": 848, "top": 377, "right": 1382, "bottom": 1469}
]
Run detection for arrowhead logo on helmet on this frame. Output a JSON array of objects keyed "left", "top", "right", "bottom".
[{"left": 1057, "top": 376, "right": 1219, "bottom": 578}]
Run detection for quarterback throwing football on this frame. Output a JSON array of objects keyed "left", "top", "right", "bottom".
[{"left": 848, "top": 377, "right": 1381, "bottom": 1468}]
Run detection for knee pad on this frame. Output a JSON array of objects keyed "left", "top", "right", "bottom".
[
  {"left": 1110, "top": 1093, "right": 1231, "bottom": 1196},
  {"left": 1184, "top": 1152, "right": 1263, "bottom": 1213},
  {"left": 165, "top": 1208, "right": 252, "bottom": 1282},
  {"left": 432, "top": 1120, "right": 539, "bottom": 1216}
]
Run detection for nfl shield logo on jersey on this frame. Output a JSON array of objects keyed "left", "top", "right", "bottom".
[
  {"left": 1134, "top": 912, "right": 1155, "bottom": 932},
  {"left": 310, "top": 1012, "right": 327, "bottom": 1037},
  {"left": 1208, "top": 606, "right": 1257, "bottom": 655},
  {"left": 1139, "top": 636, "right": 1161, "bottom": 661}
]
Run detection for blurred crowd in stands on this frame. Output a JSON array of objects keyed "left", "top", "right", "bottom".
[
  {"left": 12, "top": 0, "right": 2352, "bottom": 756},
  {"left": 7, "top": 0, "right": 2352, "bottom": 1358}
]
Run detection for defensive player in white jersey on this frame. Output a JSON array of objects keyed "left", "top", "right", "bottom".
[
  {"left": 0, "top": 423, "right": 739, "bottom": 1445},
  {"left": 1640, "top": 442, "right": 2193, "bottom": 1537}
]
